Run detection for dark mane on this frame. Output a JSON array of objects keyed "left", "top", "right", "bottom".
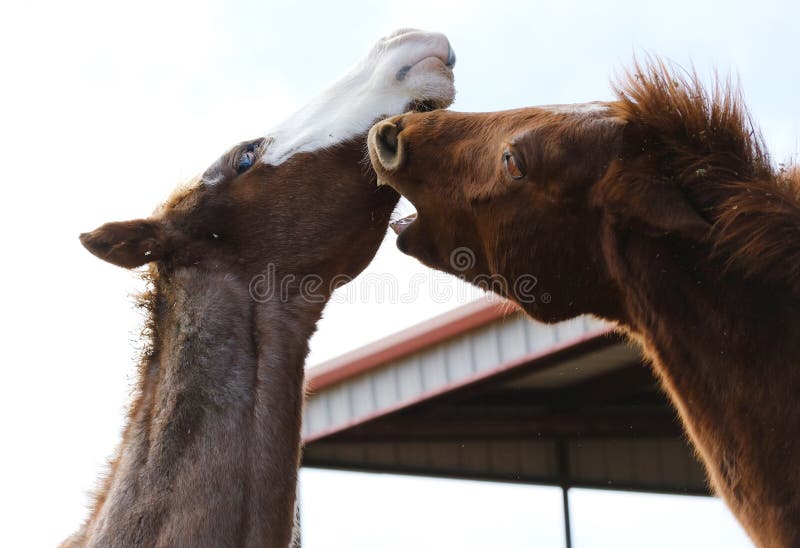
[
  {"left": 612, "top": 59, "right": 800, "bottom": 291},
  {"left": 136, "top": 265, "right": 161, "bottom": 375}
]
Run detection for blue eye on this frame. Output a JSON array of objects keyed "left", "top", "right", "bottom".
[
  {"left": 237, "top": 143, "right": 258, "bottom": 174},
  {"left": 237, "top": 152, "right": 255, "bottom": 173}
]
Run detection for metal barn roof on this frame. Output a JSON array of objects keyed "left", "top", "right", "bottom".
[{"left": 302, "top": 299, "right": 708, "bottom": 496}]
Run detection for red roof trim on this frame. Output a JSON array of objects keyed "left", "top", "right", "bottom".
[
  {"left": 303, "top": 326, "right": 615, "bottom": 444},
  {"left": 306, "top": 298, "right": 516, "bottom": 392}
]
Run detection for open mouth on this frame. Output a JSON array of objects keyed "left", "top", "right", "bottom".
[{"left": 390, "top": 211, "right": 417, "bottom": 234}]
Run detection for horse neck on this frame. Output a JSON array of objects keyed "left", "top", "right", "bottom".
[
  {"left": 609, "top": 232, "right": 800, "bottom": 547},
  {"left": 73, "top": 267, "right": 322, "bottom": 548}
]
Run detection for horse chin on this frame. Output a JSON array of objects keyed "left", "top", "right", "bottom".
[
  {"left": 406, "top": 88, "right": 454, "bottom": 112},
  {"left": 408, "top": 99, "right": 443, "bottom": 113},
  {"left": 394, "top": 218, "right": 421, "bottom": 255},
  {"left": 405, "top": 66, "right": 456, "bottom": 112},
  {"left": 393, "top": 215, "right": 451, "bottom": 276}
]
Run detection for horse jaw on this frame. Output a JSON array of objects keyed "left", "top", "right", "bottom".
[{"left": 260, "top": 28, "right": 456, "bottom": 167}]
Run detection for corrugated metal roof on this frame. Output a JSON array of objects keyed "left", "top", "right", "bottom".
[
  {"left": 302, "top": 299, "right": 708, "bottom": 496},
  {"left": 306, "top": 298, "right": 515, "bottom": 392},
  {"left": 304, "top": 303, "right": 612, "bottom": 443}
]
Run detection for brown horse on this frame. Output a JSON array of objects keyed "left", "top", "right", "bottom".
[
  {"left": 368, "top": 60, "right": 799, "bottom": 547},
  {"left": 65, "top": 29, "right": 455, "bottom": 548}
]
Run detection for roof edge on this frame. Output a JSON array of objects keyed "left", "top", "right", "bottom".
[{"left": 306, "top": 298, "right": 517, "bottom": 392}]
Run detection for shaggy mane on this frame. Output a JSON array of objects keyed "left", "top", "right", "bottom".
[{"left": 612, "top": 59, "right": 800, "bottom": 291}]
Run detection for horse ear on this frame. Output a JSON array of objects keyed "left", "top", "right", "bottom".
[
  {"left": 604, "top": 122, "right": 711, "bottom": 240},
  {"left": 80, "top": 218, "right": 172, "bottom": 269},
  {"left": 605, "top": 177, "right": 711, "bottom": 240}
]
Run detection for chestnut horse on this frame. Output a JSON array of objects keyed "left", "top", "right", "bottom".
[
  {"left": 65, "top": 29, "right": 455, "bottom": 548},
  {"left": 369, "top": 61, "right": 799, "bottom": 547}
]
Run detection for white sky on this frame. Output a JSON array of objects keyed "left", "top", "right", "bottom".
[{"left": 1, "top": 0, "right": 797, "bottom": 545}]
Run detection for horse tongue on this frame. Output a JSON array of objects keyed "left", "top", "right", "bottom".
[{"left": 390, "top": 213, "right": 417, "bottom": 235}]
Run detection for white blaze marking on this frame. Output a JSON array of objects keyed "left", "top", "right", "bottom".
[{"left": 260, "top": 29, "right": 455, "bottom": 166}]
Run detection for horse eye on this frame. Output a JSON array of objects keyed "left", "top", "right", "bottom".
[
  {"left": 237, "top": 151, "right": 255, "bottom": 174},
  {"left": 235, "top": 142, "right": 261, "bottom": 174},
  {"left": 503, "top": 150, "right": 525, "bottom": 180}
]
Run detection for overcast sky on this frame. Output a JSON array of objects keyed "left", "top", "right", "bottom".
[{"left": 1, "top": 0, "right": 797, "bottom": 546}]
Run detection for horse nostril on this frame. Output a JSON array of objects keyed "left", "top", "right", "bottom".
[{"left": 445, "top": 45, "right": 456, "bottom": 68}]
